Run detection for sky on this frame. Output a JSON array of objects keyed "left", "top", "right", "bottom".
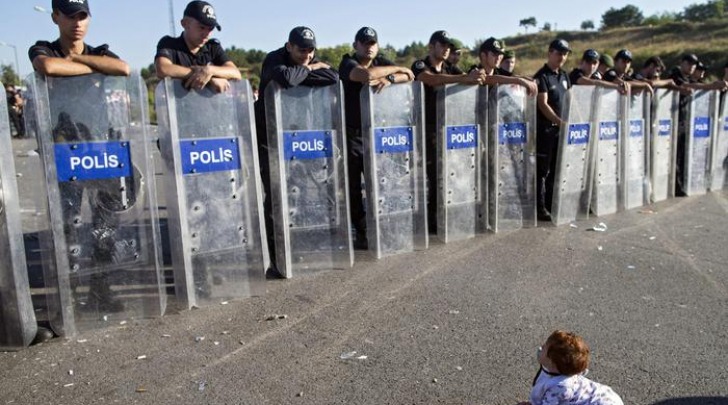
[{"left": 0, "top": 0, "right": 693, "bottom": 78}]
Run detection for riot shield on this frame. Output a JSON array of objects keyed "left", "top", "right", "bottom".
[
  {"left": 684, "top": 90, "right": 718, "bottom": 196},
  {"left": 0, "top": 82, "right": 37, "bottom": 350},
  {"left": 25, "top": 73, "right": 165, "bottom": 336},
  {"left": 709, "top": 95, "right": 728, "bottom": 191},
  {"left": 155, "top": 79, "right": 266, "bottom": 309},
  {"left": 488, "top": 84, "right": 537, "bottom": 232},
  {"left": 651, "top": 89, "right": 678, "bottom": 202},
  {"left": 361, "top": 82, "right": 428, "bottom": 257},
  {"left": 433, "top": 84, "right": 485, "bottom": 242},
  {"left": 590, "top": 88, "right": 625, "bottom": 217},
  {"left": 265, "top": 83, "right": 353, "bottom": 277},
  {"left": 551, "top": 86, "right": 597, "bottom": 225},
  {"left": 623, "top": 91, "right": 650, "bottom": 210}
]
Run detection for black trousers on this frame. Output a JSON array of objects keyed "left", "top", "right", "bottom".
[
  {"left": 346, "top": 128, "right": 367, "bottom": 236},
  {"left": 536, "top": 125, "right": 560, "bottom": 211}
]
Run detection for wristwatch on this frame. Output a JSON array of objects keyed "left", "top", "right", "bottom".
[{"left": 386, "top": 74, "right": 396, "bottom": 84}]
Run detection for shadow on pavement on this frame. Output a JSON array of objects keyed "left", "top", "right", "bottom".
[{"left": 651, "top": 397, "right": 728, "bottom": 405}]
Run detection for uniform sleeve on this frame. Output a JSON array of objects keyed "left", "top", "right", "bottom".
[
  {"left": 260, "top": 50, "right": 314, "bottom": 89},
  {"left": 603, "top": 69, "right": 619, "bottom": 83},
  {"left": 448, "top": 64, "right": 464, "bottom": 75},
  {"left": 209, "top": 40, "right": 231, "bottom": 66},
  {"left": 411, "top": 60, "right": 427, "bottom": 80},
  {"left": 569, "top": 69, "right": 584, "bottom": 85},
  {"left": 535, "top": 72, "right": 549, "bottom": 94},
  {"left": 90, "top": 44, "right": 120, "bottom": 59},
  {"left": 669, "top": 67, "right": 687, "bottom": 85},
  {"left": 155, "top": 36, "right": 176, "bottom": 62},
  {"left": 302, "top": 67, "right": 339, "bottom": 87},
  {"left": 28, "top": 41, "right": 54, "bottom": 63},
  {"left": 338, "top": 55, "right": 358, "bottom": 82}
]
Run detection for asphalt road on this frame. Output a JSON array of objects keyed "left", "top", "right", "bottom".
[{"left": 3, "top": 138, "right": 727, "bottom": 405}]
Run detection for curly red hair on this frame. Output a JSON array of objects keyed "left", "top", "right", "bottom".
[{"left": 545, "top": 330, "right": 590, "bottom": 376}]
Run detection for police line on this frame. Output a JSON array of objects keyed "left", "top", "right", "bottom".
[{"left": 2, "top": 74, "right": 728, "bottom": 348}]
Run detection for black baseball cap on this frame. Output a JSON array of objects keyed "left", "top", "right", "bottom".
[
  {"left": 582, "top": 49, "right": 600, "bottom": 62},
  {"left": 696, "top": 61, "right": 707, "bottom": 71},
  {"left": 289, "top": 26, "right": 317, "bottom": 49},
  {"left": 549, "top": 39, "right": 571, "bottom": 53},
  {"left": 184, "top": 1, "right": 221, "bottom": 30},
  {"left": 52, "top": 0, "right": 91, "bottom": 16},
  {"left": 355, "top": 27, "right": 378, "bottom": 44},
  {"left": 682, "top": 53, "right": 699, "bottom": 64},
  {"left": 480, "top": 37, "right": 505, "bottom": 55},
  {"left": 615, "top": 49, "right": 633, "bottom": 62},
  {"left": 429, "top": 30, "right": 454, "bottom": 46}
]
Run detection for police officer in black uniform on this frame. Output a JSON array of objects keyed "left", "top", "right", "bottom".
[
  {"left": 669, "top": 53, "right": 728, "bottom": 195},
  {"left": 445, "top": 38, "right": 466, "bottom": 75},
  {"left": 155, "top": 1, "right": 241, "bottom": 91},
  {"left": 569, "top": 49, "right": 625, "bottom": 93},
  {"left": 411, "top": 30, "right": 484, "bottom": 233},
  {"left": 468, "top": 38, "right": 537, "bottom": 93},
  {"left": 533, "top": 39, "right": 571, "bottom": 221},
  {"left": 339, "top": 27, "right": 414, "bottom": 249},
  {"left": 255, "top": 26, "right": 339, "bottom": 277},
  {"left": 602, "top": 49, "right": 653, "bottom": 94}
]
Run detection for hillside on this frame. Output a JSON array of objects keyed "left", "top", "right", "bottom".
[{"left": 502, "top": 20, "right": 728, "bottom": 78}]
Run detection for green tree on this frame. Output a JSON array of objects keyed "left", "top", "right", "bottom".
[
  {"left": 580, "top": 20, "right": 595, "bottom": 30},
  {"left": 542, "top": 22, "right": 552, "bottom": 31},
  {"left": 601, "top": 5, "right": 644, "bottom": 29},
  {"left": 682, "top": 0, "right": 725, "bottom": 21},
  {"left": 643, "top": 11, "right": 679, "bottom": 25},
  {"left": 1, "top": 64, "right": 20, "bottom": 86},
  {"left": 315, "top": 44, "right": 352, "bottom": 67},
  {"left": 519, "top": 17, "right": 537, "bottom": 33}
]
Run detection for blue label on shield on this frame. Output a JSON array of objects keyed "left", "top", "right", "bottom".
[
  {"left": 180, "top": 137, "right": 241, "bottom": 175},
  {"left": 55, "top": 141, "right": 132, "bottom": 182},
  {"left": 375, "top": 126, "right": 413, "bottom": 154},
  {"left": 694, "top": 117, "right": 711, "bottom": 138},
  {"left": 567, "top": 123, "right": 590, "bottom": 145},
  {"left": 629, "top": 119, "right": 644, "bottom": 138},
  {"left": 658, "top": 119, "right": 672, "bottom": 137},
  {"left": 723, "top": 117, "right": 728, "bottom": 131},
  {"left": 284, "top": 130, "right": 333, "bottom": 160},
  {"left": 446, "top": 125, "right": 478, "bottom": 149},
  {"left": 599, "top": 121, "right": 619, "bottom": 141},
  {"left": 498, "top": 122, "right": 527, "bottom": 145}
]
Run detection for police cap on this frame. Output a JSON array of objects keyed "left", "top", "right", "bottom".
[
  {"left": 429, "top": 30, "right": 454, "bottom": 46},
  {"left": 480, "top": 37, "right": 505, "bottom": 55},
  {"left": 682, "top": 53, "right": 699, "bottom": 65},
  {"left": 289, "top": 26, "right": 317, "bottom": 49},
  {"left": 184, "top": 1, "right": 221, "bottom": 31},
  {"left": 52, "top": 0, "right": 91, "bottom": 17},
  {"left": 615, "top": 49, "right": 633, "bottom": 62},
  {"left": 582, "top": 49, "right": 600, "bottom": 62},
  {"left": 549, "top": 39, "right": 571, "bottom": 53},
  {"left": 355, "top": 27, "right": 378, "bottom": 44}
]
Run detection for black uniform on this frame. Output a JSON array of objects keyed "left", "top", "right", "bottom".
[
  {"left": 467, "top": 65, "right": 513, "bottom": 77},
  {"left": 5, "top": 87, "right": 24, "bottom": 137},
  {"left": 339, "top": 53, "right": 394, "bottom": 241},
  {"left": 445, "top": 61, "right": 464, "bottom": 75},
  {"left": 534, "top": 64, "right": 571, "bottom": 214},
  {"left": 669, "top": 66, "right": 696, "bottom": 196},
  {"left": 28, "top": 40, "right": 128, "bottom": 311},
  {"left": 254, "top": 47, "right": 338, "bottom": 275},
  {"left": 568, "top": 68, "right": 600, "bottom": 84},
  {"left": 602, "top": 68, "right": 634, "bottom": 83},
  {"left": 411, "top": 56, "right": 460, "bottom": 232},
  {"left": 155, "top": 35, "right": 231, "bottom": 67}
]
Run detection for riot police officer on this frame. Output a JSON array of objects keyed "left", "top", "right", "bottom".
[
  {"left": 255, "top": 26, "right": 339, "bottom": 277},
  {"left": 468, "top": 38, "right": 537, "bottom": 93},
  {"left": 533, "top": 39, "right": 571, "bottom": 221},
  {"left": 412, "top": 30, "right": 484, "bottom": 233},
  {"left": 339, "top": 27, "right": 414, "bottom": 250},
  {"left": 569, "top": 49, "right": 625, "bottom": 93},
  {"left": 154, "top": 1, "right": 241, "bottom": 91}
]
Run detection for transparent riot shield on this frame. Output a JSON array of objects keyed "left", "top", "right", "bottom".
[
  {"left": 0, "top": 83, "right": 37, "bottom": 350},
  {"left": 434, "top": 84, "right": 486, "bottom": 242},
  {"left": 551, "top": 86, "right": 597, "bottom": 226},
  {"left": 25, "top": 73, "right": 165, "bottom": 337},
  {"left": 488, "top": 84, "right": 537, "bottom": 232},
  {"left": 623, "top": 91, "right": 650, "bottom": 210},
  {"left": 155, "top": 79, "right": 266, "bottom": 309},
  {"left": 361, "top": 82, "right": 428, "bottom": 258},
  {"left": 709, "top": 95, "right": 728, "bottom": 191},
  {"left": 590, "top": 88, "right": 625, "bottom": 217},
  {"left": 684, "top": 90, "right": 718, "bottom": 196},
  {"left": 265, "top": 83, "right": 352, "bottom": 277},
  {"left": 651, "top": 89, "right": 678, "bottom": 202}
]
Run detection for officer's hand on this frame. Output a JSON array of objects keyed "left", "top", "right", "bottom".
[
  {"left": 209, "top": 78, "right": 230, "bottom": 93},
  {"left": 185, "top": 66, "right": 214, "bottom": 90},
  {"left": 369, "top": 77, "right": 390, "bottom": 93},
  {"left": 520, "top": 79, "right": 537, "bottom": 96},
  {"left": 399, "top": 68, "right": 415, "bottom": 81},
  {"left": 678, "top": 86, "right": 694, "bottom": 96},
  {"left": 467, "top": 69, "right": 485, "bottom": 85},
  {"left": 711, "top": 80, "right": 728, "bottom": 91}
]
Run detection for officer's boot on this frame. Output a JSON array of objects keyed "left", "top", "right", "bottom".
[{"left": 537, "top": 176, "right": 551, "bottom": 221}]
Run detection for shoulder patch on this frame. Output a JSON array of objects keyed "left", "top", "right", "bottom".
[{"left": 414, "top": 60, "right": 426, "bottom": 70}]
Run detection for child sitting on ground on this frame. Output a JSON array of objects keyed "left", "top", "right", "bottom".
[{"left": 518, "top": 330, "right": 624, "bottom": 405}]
